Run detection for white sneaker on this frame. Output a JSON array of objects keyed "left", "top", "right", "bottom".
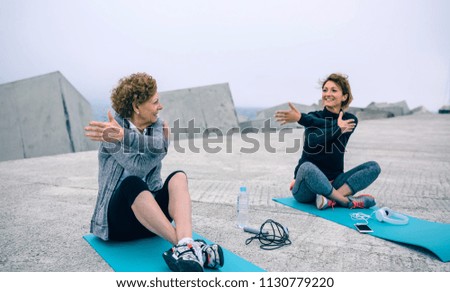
[
  {"left": 316, "top": 194, "right": 336, "bottom": 210},
  {"left": 195, "top": 239, "right": 224, "bottom": 269},
  {"left": 163, "top": 241, "right": 204, "bottom": 272}
]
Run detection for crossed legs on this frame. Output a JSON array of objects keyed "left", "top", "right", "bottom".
[{"left": 292, "top": 161, "right": 381, "bottom": 207}]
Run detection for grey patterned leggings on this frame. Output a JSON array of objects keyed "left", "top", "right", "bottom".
[{"left": 292, "top": 161, "right": 381, "bottom": 203}]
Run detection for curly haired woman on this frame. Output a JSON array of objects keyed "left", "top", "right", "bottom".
[{"left": 84, "top": 72, "right": 224, "bottom": 272}]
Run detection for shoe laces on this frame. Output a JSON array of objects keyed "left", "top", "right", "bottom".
[
  {"left": 195, "top": 240, "right": 221, "bottom": 268},
  {"left": 172, "top": 243, "right": 201, "bottom": 262},
  {"left": 328, "top": 200, "right": 337, "bottom": 209},
  {"left": 203, "top": 245, "right": 220, "bottom": 268},
  {"left": 350, "top": 200, "right": 365, "bottom": 209},
  {"left": 350, "top": 194, "right": 375, "bottom": 209}
]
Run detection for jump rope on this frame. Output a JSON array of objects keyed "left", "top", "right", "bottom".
[{"left": 244, "top": 219, "right": 291, "bottom": 250}]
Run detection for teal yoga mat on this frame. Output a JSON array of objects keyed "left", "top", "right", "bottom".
[
  {"left": 83, "top": 233, "right": 265, "bottom": 272},
  {"left": 273, "top": 197, "right": 450, "bottom": 262}
]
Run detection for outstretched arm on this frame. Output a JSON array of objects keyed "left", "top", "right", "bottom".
[
  {"left": 275, "top": 102, "right": 301, "bottom": 125},
  {"left": 84, "top": 110, "right": 168, "bottom": 152}
]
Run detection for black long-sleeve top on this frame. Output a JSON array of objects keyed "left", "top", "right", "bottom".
[{"left": 294, "top": 107, "right": 358, "bottom": 181}]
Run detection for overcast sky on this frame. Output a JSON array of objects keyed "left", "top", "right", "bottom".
[{"left": 1, "top": 0, "right": 449, "bottom": 112}]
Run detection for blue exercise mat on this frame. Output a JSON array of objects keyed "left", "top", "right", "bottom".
[
  {"left": 273, "top": 197, "right": 450, "bottom": 262},
  {"left": 83, "top": 233, "right": 265, "bottom": 272}
]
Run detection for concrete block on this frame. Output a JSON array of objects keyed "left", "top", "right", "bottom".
[
  {"left": 159, "top": 83, "right": 240, "bottom": 137},
  {"left": 0, "top": 71, "right": 96, "bottom": 162},
  {"left": 366, "top": 100, "right": 411, "bottom": 116},
  {"left": 355, "top": 109, "right": 394, "bottom": 120},
  {"left": 0, "top": 88, "right": 24, "bottom": 160}
]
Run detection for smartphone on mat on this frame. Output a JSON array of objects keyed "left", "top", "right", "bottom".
[{"left": 354, "top": 223, "right": 373, "bottom": 233}]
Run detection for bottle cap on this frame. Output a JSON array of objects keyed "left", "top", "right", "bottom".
[{"left": 240, "top": 186, "right": 247, "bottom": 192}]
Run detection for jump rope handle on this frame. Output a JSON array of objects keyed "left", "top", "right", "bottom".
[{"left": 244, "top": 226, "right": 268, "bottom": 235}]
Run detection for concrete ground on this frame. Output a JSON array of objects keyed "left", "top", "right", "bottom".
[{"left": 1, "top": 113, "right": 450, "bottom": 272}]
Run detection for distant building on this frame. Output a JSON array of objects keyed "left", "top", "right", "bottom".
[
  {"left": 439, "top": 88, "right": 450, "bottom": 114},
  {"left": 438, "top": 105, "right": 450, "bottom": 114},
  {"left": 159, "top": 83, "right": 240, "bottom": 137},
  {"left": 0, "top": 71, "right": 96, "bottom": 162}
]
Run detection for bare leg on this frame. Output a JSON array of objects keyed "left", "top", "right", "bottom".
[
  {"left": 167, "top": 172, "right": 193, "bottom": 242},
  {"left": 131, "top": 172, "right": 193, "bottom": 246},
  {"left": 327, "top": 188, "right": 350, "bottom": 207},
  {"left": 336, "top": 183, "right": 353, "bottom": 197},
  {"left": 131, "top": 191, "right": 178, "bottom": 245}
]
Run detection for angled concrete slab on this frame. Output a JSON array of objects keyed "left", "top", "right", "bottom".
[
  {"left": 0, "top": 72, "right": 96, "bottom": 162},
  {"left": 159, "top": 83, "right": 239, "bottom": 137}
]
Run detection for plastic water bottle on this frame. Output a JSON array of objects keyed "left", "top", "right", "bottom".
[{"left": 237, "top": 186, "right": 249, "bottom": 228}]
